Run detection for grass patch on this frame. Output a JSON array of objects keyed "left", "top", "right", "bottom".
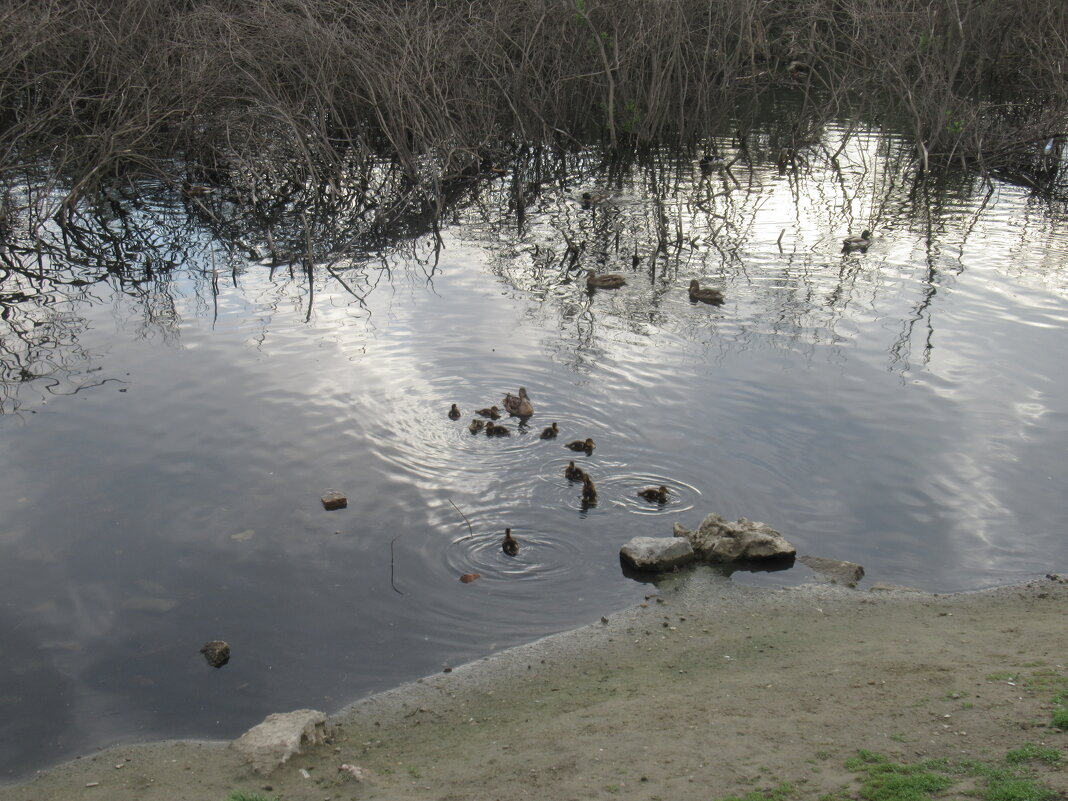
[
  {"left": 844, "top": 750, "right": 1059, "bottom": 801},
  {"left": 227, "top": 793, "right": 277, "bottom": 801},
  {"left": 714, "top": 783, "right": 795, "bottom": 801}
]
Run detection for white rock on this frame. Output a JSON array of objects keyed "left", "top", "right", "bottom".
[
  {"left": 673, "top": 513, "right": 795, "bottom": 562},
  {"left": 620, "top": 536, "right": 695, "bottom": 572},
  {"left": 230, "top": 709, "right": 328, "bottom": 775}
]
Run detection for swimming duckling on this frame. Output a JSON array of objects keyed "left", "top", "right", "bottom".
[
  {"left": 502, "top": 387, "right": 534, "bottom": 417},
  {"left": 485, "top": 422, "right": 511, "bottom": 437},
  {"left": 638, "top": 485, "right": 670, "bottom": 503},
  {"left": 787, "top": 60, "right": 812, "bottom": 82},
  {"left": 502, "top": 528, "right": 519, "bottom": 556},
  {"left": 448, "top": 403, "right": 461, "bottom": 420},
  {"left": 688, "top": 279, "right": 725, "bottom": 305},
  {"left": 586, "top": 269, "right": 627, "bottom": 289},
  {"left": 581, "top": 473, "right": 598, "bottom": 503},
  {"left": 476, "top": 405, "right": 502, "bottom": 420},
  {"left": 841, "top": 230, "right": 872, "bottom": 253},
  {"left": 581, "top": 191, "right": 611, "bottom": 206},
  {"left": 469, "top": 419, "right": 486, "bottom": 434},
  {"left": 566, "top": 438, "right": 595, "bottom": 455},
  {"left": 564, "top": 460, "right": 585, "bottom": 481},
  {"left": 699, "top": 154, "right": 725, "bottom": 174},
  {"left": 540, "top": 422, "right": 559, "bottom": 439}
]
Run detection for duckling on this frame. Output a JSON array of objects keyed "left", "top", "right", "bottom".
[
  {"left": 581, "top": 473, "right": 598, "bottom": 503},
  {"left": 787, "top": 60, "right": 812, "bottom": 82},
  {"left": 485, "top": 422, "right": 511, "bottom": 437},
  {"left": 469, "top": 419, "right": 486, "bottom": 434},
  {"left": 841, "top": 230, "right": 872, "bottom": 253},
  {"left": 699, "top": 154, "right": 725, "bottom": 174},
  {"left": 502, "top": 387, "right": 534, "bottom": 417},
  {"left": 688, "top": 279, "right": 725, "bottom": 305},
  {"left": 585, "top": 269, "right": 627, "bottom": 289},
  {"left": 540, "top": 422, "right": 559, "bottom": 439},
  {"left": 502, "top": 528, "right": 519, "bottom": 556},
  {"left": 566, "top": 437, "right": 595, "bottom": 455},
  {"left": 448, "top": 403, "right": 461, "bottom": 420},
  {"left": 476, "top": 405, "right": 502, "bottom": 420},
  {"left": 564, "top": 460, "right": 586, "bottom": 481},
  {"left": 638, "top": 485, "right": 670, "bottom": 504},
  {"left": 581, "top": 191, "right": 611, "bottom": 205}
]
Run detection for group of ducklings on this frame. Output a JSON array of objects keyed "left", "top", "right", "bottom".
[{"left": 448, "top": 386, "right": 671, "bottom": 557}]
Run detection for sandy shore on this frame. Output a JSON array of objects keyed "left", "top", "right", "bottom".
[{"left": 4, "top": 569, "right": 1067, "bottom": 801}]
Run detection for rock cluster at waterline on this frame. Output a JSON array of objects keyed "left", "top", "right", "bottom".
[
  {"left": 230, "top": 709, "right": 328, "bottom": 775},
  {"left": 673, "top": 513, "right": 796, "bottom": 562}
]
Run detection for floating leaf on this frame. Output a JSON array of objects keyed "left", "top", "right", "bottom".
[
  {"left": 230, "top": 529, "right": 255, "bottom": 542},
  {"left": 459, "top": 573, "right": 481, "bottom": 583}
]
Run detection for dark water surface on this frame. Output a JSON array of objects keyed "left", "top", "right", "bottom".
[{"left": 2, "top": 131, "right": 1068, "bottom": 779}]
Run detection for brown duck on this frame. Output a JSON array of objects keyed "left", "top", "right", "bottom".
[
  {"left": 842, "top": 230, "right": 872, "bottom": 253},
  {"left": 502, "top": 528, "right": 519, "bottom": 556},
  {"left": 638, "top": 485, "right": 670, "bottom": 503},
  {"left": 448, "top": 403, "right": 461, "bottom": 420},
  {"left": 540, "top": 422, "right": 559, "bottom": 439},
  {"left": 502, "top": 387, "right": 534, "bottom": 418},
  {"left": 469, "top": 419, "right": 486, "bottom": 434},
  {"left": 476, "top": 405, "right": 502, "bottom": 420},
  {"left": 566, "top": 437, "right": 595, "bottom": 455},
  {"left": 564, "top": 460, "right": 585, "bottom": 481},
  {"left": 581, "top": 473, "right": 598, "bottom": 503},
  {"left": 485, "top": 422, "right": 511, "bottom": 437},
  {"left": 688, "top": 280, "right": 724, "bottom": 305},
  {"left": 586, "top": 269, "right": 626, "bottom": 289}
]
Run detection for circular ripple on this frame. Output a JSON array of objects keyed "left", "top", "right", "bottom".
[{"left": 442, "top": 521, "right": 584, "bottom": 584}]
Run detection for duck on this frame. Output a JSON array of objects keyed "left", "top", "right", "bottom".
[
  {"left": 448, "top": 403, "right": 461, "bottom": 420},
  {"left": 485, "top": 422, "right": 511, "bottom": 437},
  {"left": 699, "top": 154, "right": 725, "bottom": 173},
  {"left": 586, "top": 269, "right": 627, "bottom": 289},
  {"left": 787, "top": 60, "right": 812, "bottom": 82},
  {"left": 688, "top": 279, "right": 725, "bottom": 305},
  {"left": 566, "top": 438, "right": 595, "bottom": 455},
  {"left": 502, "top": 528, "right": 520, "bottom": 556},
  {"left": 502, "top": 387, "right": 534, "bottom": 418},
  {"left": 540, "top": 422, "right": 559, "bottom": 439},
  {"left": 581, "top": 473, "right": 598, "bottom": 503},
  {"left": 841, "top": 230, "right": 872, "bottom": 253},
  {"left": 638, "top": 485, "right": 670, "bottom": 503},
  {"left": 476, "top": 405, "right": 502, "bottom": 420},
  {"left": 469, "top": 419, "right": 486, "bottom": 434},
  {"left": 564, "top": 460, "right": 586, "bottom": 481},
  {"left": 581, "top": 191, "right": 611, "bottom": 205}
]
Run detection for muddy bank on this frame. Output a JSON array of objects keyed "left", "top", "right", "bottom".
[{"left": 3, "top": 570, "right": 1067, "bottom": 801}]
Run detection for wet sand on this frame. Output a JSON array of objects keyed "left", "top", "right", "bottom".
[{"left": 3, "top": 569, "right": 1067, "bottom": 801}]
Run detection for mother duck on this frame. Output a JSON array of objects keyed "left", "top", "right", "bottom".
[{"left": 502, "top": 386, "right": 534, "bottom": 418}]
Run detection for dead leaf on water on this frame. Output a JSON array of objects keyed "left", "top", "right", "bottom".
[
  {"left": 459, "top": 573, "right": 481, "bottom": 584},
  {"left": 231, "top": 529, "right": 255, "bottom": 542}
]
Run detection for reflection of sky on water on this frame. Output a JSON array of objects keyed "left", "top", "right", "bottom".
[{"left": 1, "top": 131, "right": 1067, "bottom": 777}]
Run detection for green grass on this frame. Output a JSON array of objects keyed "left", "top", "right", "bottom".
[
  {"left": 227, "top": 793, "right": 277, "bottom": 801},
  {"left": 713, "top": 783, "right": 795, "bottom": 801},
  {"left": 844, "top": 750, "right": 1059, "bottom": 801}
]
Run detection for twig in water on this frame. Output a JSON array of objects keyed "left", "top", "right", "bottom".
[
  {"left": 390, "top": 534, "right": 404, "bottom": 594},
  {"left": 448, "top": 498, "right": 474, "bottom": 539}
]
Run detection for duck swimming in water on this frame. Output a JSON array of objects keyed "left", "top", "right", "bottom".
[
  {"left": 581, "top": 473, "right": 598, "bottom": 504},
  {"left": 448, "top": 403, "right": 461, "bottom": 420},
  {"left": 585, "top": 269, "right": 627, "bottom": 289},
  {"left": 476, "top": 405, "right": 502, "bottom": 420},
  {"left": 502, "top": 387, "right": 534, "bottom": 417},
  {"left": 841, "top": 230, "right": 872, "bottom": 253},
  {"left": 564, "top": 460, "right": 585, "bottom": 481},
  {"left": 581, "top": 191, "right": 611, "bottom": 206},
  {"left": 540, "top": 422, "right": 559, "bottom": 439},
  {"left": 502, "top": 528, "right": 519, "bottom": 556},
  {"left": 566, "top": 438, "right": 595, "bottom": 455},
  {"left": 688, "top": 279, "right": 724, "bottom": 305},
  {"left": 638, "top": 485, "right": 670, "bottom": 503},
  {"left": 485, "top": 422, "right": 510, "bottom": 437},
  {"left": 469, "top": 419, "right": 486, "bottom": 434}
]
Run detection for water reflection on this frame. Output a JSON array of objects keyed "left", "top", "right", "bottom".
[{"left": 1, "top": 126, "right": 1068, "bottom": 780}]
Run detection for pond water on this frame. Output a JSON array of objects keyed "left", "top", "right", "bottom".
[{"left": 2, "top": 126, "right": 1067, "bottom": 780}]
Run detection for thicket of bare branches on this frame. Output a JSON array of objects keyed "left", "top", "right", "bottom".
[{"left": 0, "top": 0, "right": 1065, "bottom": 198}]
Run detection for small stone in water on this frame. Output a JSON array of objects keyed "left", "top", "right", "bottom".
[
  {"left": 200, "top": 640, "right": 231, "bottom": 668},
  {"left": 321, "top": 491, "right": 347, "bottom": 511}
]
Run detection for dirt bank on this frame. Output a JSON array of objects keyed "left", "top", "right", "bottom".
[{"left": 4, "top": 570, "right": 1067, "bottom": 801}]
